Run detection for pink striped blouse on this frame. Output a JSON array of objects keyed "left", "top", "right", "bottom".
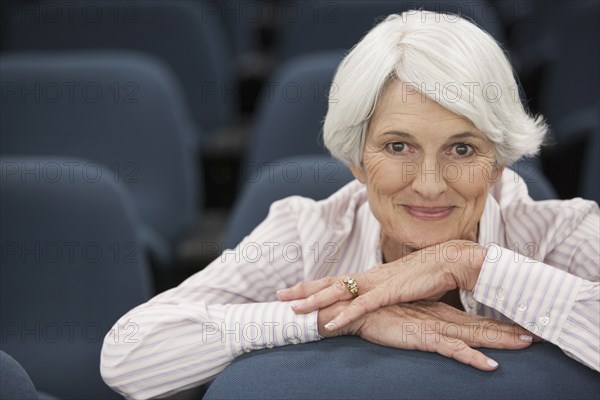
[{"left": 101, "top": 168, "right": 599, "bottom": 399}]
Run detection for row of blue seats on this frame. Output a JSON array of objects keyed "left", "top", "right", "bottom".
[{"left": 0, "top": 0, "right": 563, "bottom": 140}]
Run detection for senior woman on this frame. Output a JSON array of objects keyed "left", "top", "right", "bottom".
[{"left": 101, "top": 10, "right": 599, "bottom": 399}]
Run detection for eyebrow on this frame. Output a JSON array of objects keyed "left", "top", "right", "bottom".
[
  {"left": 381, "top": 131, "right": 483, "bottom": 140},
  {"left": 448, "top": 131, "right": 483, "bottom": 140}
]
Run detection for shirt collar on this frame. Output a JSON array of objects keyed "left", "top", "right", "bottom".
[{"left": 477, "top": 193, "right": 507, "bottom": 248}]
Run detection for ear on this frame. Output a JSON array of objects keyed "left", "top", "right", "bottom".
[{"left": 349, "top": 163, "right": 367, "bottom": 184}]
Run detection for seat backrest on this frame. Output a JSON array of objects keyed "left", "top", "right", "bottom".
[
  {"left": 225, "top": 155, "right": 354, "bottom": 248},
  {"left": 277, "top": 0, "right": 506, "bottom": 62},
  {"left": 538, "top": 1, "right": 599, "bottom": 142},
  {"left": 0, "top": 51, "right": 201, "bottom": 257},
  {"left": 0, "top": 351, "right": 38, "bottom": 400},
  {"left": 582, "top": 125, "right": 599, "bottom": 203},
  {"left": 244, "top": 52, "right": 342, "bottom": 169},
  {"left": 2, "top": 0, "right": 234, "bottom": 134},
  {"left": 0, "top": 157, "right": 153, "bottom": 399},
  {"left": 509, "top": 157, "right": 558, "bottom": 201}
]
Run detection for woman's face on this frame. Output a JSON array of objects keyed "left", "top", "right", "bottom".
[{"left": 350, "top": 80, "right": 502, "bottom": 256}]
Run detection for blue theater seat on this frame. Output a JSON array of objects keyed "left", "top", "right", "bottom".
[
  {"left": 277, "top": 0, "right": 505, "bottom": 62},
  {"left": 0, "top": 351, "right": 38, "bottom": 400},
  {"left": 0, "top": 157, "right": 153, "bottom": 399},
  {"left": 2, "top": 0, "right": 235, "bottom": 136},
  {"left": 226, "top": 155, "right": 354, "bottom": 248},
  {"left": 0, "top": 52, "right": 201, "bottom": 266},
  {"left": 244, "top": 52, "right": 342, "bottom": 170},
  {"left": 205, "top": 336, "right": 600, "bottom": 400}
]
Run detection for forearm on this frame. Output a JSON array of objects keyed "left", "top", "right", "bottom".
[
  {"left": 555, "top": 279, "right": 600, "bottom": 371},
  {"left": 472, "top": 244, "right": 600, "bottom": 371},
  {"left": 100, "top": 302, "right": 230, "bottom": 400},
  {"left": 101, "top": 299, "right": 323, "bottom": 399}
]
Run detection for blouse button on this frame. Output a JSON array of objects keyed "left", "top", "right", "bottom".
[
  {"left": 539, "top": 314, "right": 550, "bottom": 326},
  {"left": 289, "top": 337, "right": 301, "bottom": 345},
  {"left": 266, "top": 342, "right": 275, "bottom": 349},
  {"left": 517, "top": 302, "right": 527, "bottom": 312},
  {"left": 495, "top": 288, "right": 505, "bottom": 301}
]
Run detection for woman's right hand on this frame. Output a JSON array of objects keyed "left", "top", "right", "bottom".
[
  {"left": 280, "top": 240, "right": 487, "bottom": 330},
  {"left": 339, "top": 301, "right": 538, "bottom": 371}
]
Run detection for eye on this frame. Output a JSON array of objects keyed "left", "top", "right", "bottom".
[
  {"left": 451, "top": 143, "right": 474, "bottom": 157},
  {"left": 386, "top": 142, "right": 408, "bottom": 154}
]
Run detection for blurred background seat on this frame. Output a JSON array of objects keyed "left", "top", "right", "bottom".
[
  {"left": 0, "top": 157, "right": 153, "bottom": 399},
  {"left": 1, "top": 0, "right": 236, "bottom": 143},
  {"left": 0, "top": 52, "right": 201, "bottom": 269},
  {"left": 506, "top": 0, "right": 599, "bottom": 203},
  {"left": 243, "top": 52, "right": 342, "bottom": 172},
  {"left": 509, "top": 157, "right": 558, "bottom": 201},
  {"left": 276, "top": 0, "right": 506, "bottom": 62},
  {"left": 225, "top": 155, "right": 354, "bottom": 249},
  {"left": 0, "top": 350, "right": 38, "bottom": 400}
]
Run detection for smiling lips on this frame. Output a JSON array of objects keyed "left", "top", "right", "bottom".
[{"left": 404, "top": 206, "right": 455, "bottom": 221}]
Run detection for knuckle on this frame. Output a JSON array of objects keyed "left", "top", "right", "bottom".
[
  {"left": 321, "top": 275, "right": 339, "bottom": 286},
  {"left": 470, "top": 324, "right": 484, "bottom": 340},
  {"left": 333, "top": 279, "right": 346, "bottom": 292},
  {"left": 350, "top": 296, "right": 371, "bottom": 314},
  {"left": 294, "top": 281, "right": 307, "bottom": 293},
  {"left": 449, "top": 339, "right": 470, "bottom": 357},
  {"left": 371, "top": 287, "right": 390, "bottom": 308}
]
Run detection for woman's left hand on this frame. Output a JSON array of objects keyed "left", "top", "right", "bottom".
[{"left": 277, "top": 240, "right": 487, "bottom": 331}]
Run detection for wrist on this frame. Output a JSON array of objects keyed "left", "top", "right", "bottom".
[{"left": 459, "top": 241, "right": 486, "bottom": 290}]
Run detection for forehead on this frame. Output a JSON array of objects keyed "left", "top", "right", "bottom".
[{"left": 371, "top": 80, "right": 477, "bottom": 128}]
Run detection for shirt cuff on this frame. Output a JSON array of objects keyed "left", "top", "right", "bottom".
[
  {"left": 473, "top": 243, "right": 582, "bottom": 342},
  {"left": 224, "top": 301, "right": 321, "bottom": 360}
]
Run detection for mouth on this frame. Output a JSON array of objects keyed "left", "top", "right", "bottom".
[{"left": 403, "top": 206, "right": 455, "bottom": 221}]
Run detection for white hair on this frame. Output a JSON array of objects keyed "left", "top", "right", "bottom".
[{"left": 323, "top": 10, "right": 548, "bottom": 167}]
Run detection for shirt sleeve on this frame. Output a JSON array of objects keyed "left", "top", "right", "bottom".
[
  {"left": 472, "top": 212, "right": 600, "bottom": 371},
  {"left": 100, "top": 199, "right": 321, "bottom": 400}
]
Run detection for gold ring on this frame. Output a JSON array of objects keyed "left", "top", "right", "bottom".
[{"left": 343, "top": 277, "right": 359, "bottom": 297}]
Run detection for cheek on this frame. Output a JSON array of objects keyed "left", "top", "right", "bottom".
[
  {"left": 450, "top": 165, "right": 492, "bottom": 210},
  {"left": 363, "top": 154, "right": 410, "bottom": 195}
]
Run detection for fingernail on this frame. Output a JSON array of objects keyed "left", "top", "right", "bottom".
[
  {"left": 487, "top": 359, "right": 498, "bottom": 368},
  {"left": 290, "top": 300, "right": 303, "bottom": 308},
  {"left": 324, "top": 322, "right": 336, "bottom": 331},
  {"left": 520, "top": 335, "right": 533, "bottom": 342},
  {"left": 277, "top": 289, "right": 288, "bottom": 294}
]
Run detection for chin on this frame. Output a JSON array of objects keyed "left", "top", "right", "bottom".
[{"left": 398, "top": 229, "right": 457, "bottom": 249}]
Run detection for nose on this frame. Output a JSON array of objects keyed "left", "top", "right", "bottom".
[{"left": 411, "top": 159, "right": 447, "bottom": 199}]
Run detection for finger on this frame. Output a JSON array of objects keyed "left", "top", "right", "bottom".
[
  {"left": 433, "top": 337, "right": 499, "bottom": 371},
  {"left": 442, "top": 321, "right": 534, "bottom": 350},
  {"left": 427, "top": 304, "right": 538, "bottom": 346},
  {"left": 324, "top": 287, "right": 388, "bottom": 332},
  {"left": 291, "top": 279, "right": 352, "bottom": 314},
  {"left": 276, "top": 276, "right": 340, "bottom": 301}
]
